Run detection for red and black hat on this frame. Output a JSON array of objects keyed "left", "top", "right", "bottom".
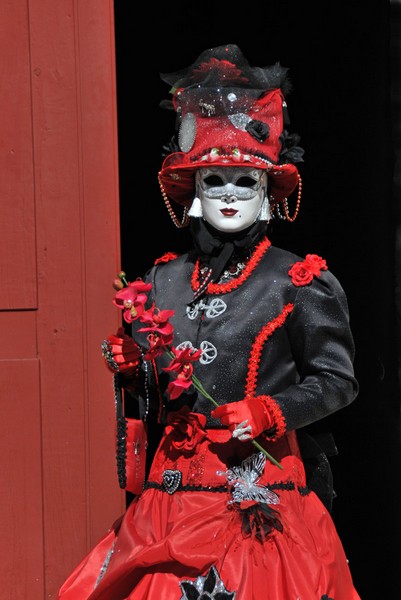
[{"left": 158, "top": 44, "right": 304, "bottom": 222}]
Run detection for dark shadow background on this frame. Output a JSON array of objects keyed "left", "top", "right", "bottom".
[{"left": 113, "top": 2, "right": 401, "bottom": 597}]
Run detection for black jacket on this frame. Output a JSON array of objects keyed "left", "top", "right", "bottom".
[{"left": 132, "top": 240, "right": 359, "bottom": 433}]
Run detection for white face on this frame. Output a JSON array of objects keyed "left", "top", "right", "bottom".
[{"left": 196, "top": 167, "right": 268, "bottom": 232}]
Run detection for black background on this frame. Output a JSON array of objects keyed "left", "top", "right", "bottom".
[{"left": 113, "top": 2, "right": 401, "bottom": 597}]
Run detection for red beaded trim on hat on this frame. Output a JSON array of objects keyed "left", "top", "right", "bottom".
[
  {"left": 191, "top": 237, "right": 271, "bottom": 295},
  {"left": 244, "top": 303, "right": 294, "bottom": 440}
]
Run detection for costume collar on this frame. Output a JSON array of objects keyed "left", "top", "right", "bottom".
[{"left": 190, "top": 218, "right": 268, "bottom": 284}]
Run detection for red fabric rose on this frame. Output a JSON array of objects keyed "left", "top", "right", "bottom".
[
  {"left": 288, "top": 263, "right": 314, "bottom": 286},
  {"left": 154, "top": 252, "right": 179, "bottom": 265},
  {"left": 304, "top": 253, "right": 327, "bottom": 275},
  {"left": 165, "top": 406, "right": 207, "bottom": 455},
  {"left": 288, "top": 253, "right": 328, "bottom": 287}
]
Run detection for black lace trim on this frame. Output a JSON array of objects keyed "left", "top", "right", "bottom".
[
  {"left": 270, "top": 481, "right": 295, "bottom": 491},
  {"left": 145, "top": 481, "right": 227, "bottom": 493},
  {"left": 144, "top": 480, "right": 311, "bottom": 495},
  {"left": 270, "top": 482, "right": 311, "bottom": 495}
]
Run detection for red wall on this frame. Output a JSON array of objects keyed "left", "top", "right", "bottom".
[{"left": 0, "top": 1, "right": 124, "bottom": 598}]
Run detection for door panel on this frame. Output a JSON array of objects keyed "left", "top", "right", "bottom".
[{"left": 0, "top": 1, "right": 124, "bottom": 598}]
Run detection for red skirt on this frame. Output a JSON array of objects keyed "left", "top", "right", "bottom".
[{"left": 58, "top": 429, "right": 361, "bottom": 600}]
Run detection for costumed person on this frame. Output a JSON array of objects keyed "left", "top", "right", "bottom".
[{"left": 58, "top": 44, "right": 361, "bottom": 600}]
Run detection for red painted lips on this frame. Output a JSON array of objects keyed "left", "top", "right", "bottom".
[{"left": 220, "top": 208, "right": 238, "bottom": 216}]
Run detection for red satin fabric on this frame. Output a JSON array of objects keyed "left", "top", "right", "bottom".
[{"left": 58, "top": 430, "right": 361, "bottom": 600}]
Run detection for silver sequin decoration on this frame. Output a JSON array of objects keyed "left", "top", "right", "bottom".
[
  {"left": 94, "top": 540, "right": 116, "bottom": 589},
  {"left": 217, "top": 453, "right": 280, "bottom": 506},
  {"left": 162, "top": 469, "right": 182, "bottom": 494},
  {"left": 228, "top": 112, "right": 251, "bottom": 131},
  {"left": 178, "top": 112, "right": 197, "bottom": 152}
]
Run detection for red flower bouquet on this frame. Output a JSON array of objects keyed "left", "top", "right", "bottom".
[{"left": 107, "top": 271, "right": 282, "bottom": 469}]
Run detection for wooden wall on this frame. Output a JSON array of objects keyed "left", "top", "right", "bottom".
[{"left": 0, "top": 1, "right": 124, "bottom": 598}]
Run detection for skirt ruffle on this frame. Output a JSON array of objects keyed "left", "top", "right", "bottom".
[{"left": 58, "top": 429, "right": 361, "bottom": 600}]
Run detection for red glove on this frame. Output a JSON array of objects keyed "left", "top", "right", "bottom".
[
  {"left": 101, "top": 327, "right": 142, "bottom": 383},
  {"left": 211, "top": 395, "right": 274, "bottom": 441}
]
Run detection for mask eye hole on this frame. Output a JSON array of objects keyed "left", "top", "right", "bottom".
[
  {"left": 235, "top": 176, "right": 258, "bottom": 188},
  {"left": 203, "top": 174, "right": 224, "bottom": 186}
]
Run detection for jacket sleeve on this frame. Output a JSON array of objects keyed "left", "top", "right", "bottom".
[{"left": 272, "top": 269, "right": 359, "bottom": 432}]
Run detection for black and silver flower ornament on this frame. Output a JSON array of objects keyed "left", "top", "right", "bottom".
[
  {"left": 245, "top": 119, "right": 270, "bottom": 143},
  {"left": 179, "top": 565, "right": 236, "bottom": 600},
  {"left": 279, "top": 129, "right": 305, "bottom": 163}
]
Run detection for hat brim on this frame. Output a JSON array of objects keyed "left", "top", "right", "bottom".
[{"left": 159, "top": 152, "right": 299, "bottom": 209}]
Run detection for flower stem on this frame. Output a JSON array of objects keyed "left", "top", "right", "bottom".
[
  {"left": 191, "top": 374, "right": 219, "bottom": 407},
  {"left": 251, "top": 439, "right": 283, "bottom": 470},
  {"left": 165, "top": 348, "right": 283, "bottom": 470},
  {"left": 118, "top": 271, "right": 129, "bottom": 287},
  {"left": 114, "top": 275, "right": 284, "bottom": 471},
  {"left": 192, "top": 369, "right": 283, "bottom": 470}
]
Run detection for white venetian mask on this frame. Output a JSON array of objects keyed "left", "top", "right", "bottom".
[{"left": 191, "top": 166, "right": 269, "bottom": 232}]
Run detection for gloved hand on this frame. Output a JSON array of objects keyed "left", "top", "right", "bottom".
[
  {"left": 211, "top": 395, "right": 274, "bottom": 441},
  {"left": 101, "top": 327, "right": 142, "bottom": 392}
]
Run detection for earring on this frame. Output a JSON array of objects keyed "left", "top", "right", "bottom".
[{"left": 188, "top": 196, "right": 203, "bottom": 218}]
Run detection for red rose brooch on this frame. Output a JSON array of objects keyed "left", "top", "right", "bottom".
[
  {"left": 165, "top": 406, "right": 207, "bottom": 456},
  {"left": 154, "top": 252, "right": 179, "bottom": 265},
  {"left": 288, "top": 253, "right": 328, "bottom": 287}
]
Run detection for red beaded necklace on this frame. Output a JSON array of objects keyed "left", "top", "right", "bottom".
[{"left": 191, "top": 237, "right": 271, "bottom": 296}]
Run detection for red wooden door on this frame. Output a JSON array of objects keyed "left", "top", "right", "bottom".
[{"left": 0, "top": 1, "right": 124, "bottom": 598}]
